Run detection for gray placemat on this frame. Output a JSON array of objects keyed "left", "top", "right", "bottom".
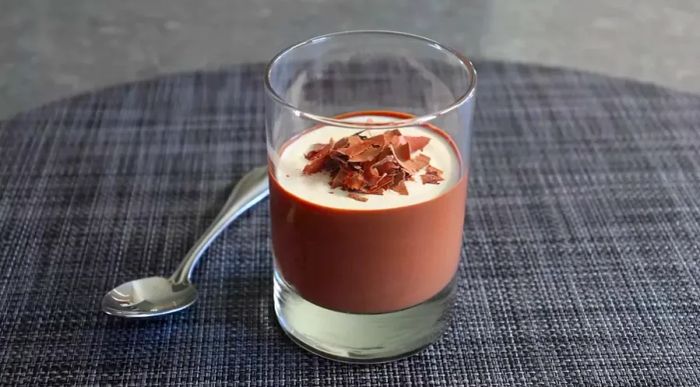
[{"left": 2, "top": 61, "right": 700, "bottom": 386}]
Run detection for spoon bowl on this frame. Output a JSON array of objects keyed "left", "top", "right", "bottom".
[
  {"left": 102, "top": 277, "right": 198, "bottom": 317},
  {"left": 101, "top": 166, "right": 269, "bottom": 318}
]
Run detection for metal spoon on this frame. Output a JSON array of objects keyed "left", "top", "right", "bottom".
[{"left": 102, "top": 166, "right": 269, "bottom": 318}]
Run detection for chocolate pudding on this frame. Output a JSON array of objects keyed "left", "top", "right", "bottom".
[{"left": 269, "top": 111, "right": 467, "bottom": 314}]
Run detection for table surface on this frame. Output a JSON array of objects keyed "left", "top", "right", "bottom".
[{"left": 1, "top": 61, "right": 700, "bottom": 386}]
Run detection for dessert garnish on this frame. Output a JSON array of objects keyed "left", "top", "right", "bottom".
[
  {"left": 303, "top": 129, "right": 443, "bottom": 200},
  {"left": 348, "top": 192, "right": 369, "bottom": 202},
  {"left": 421, "top": 165, "right": 445, "bottom": 185}
]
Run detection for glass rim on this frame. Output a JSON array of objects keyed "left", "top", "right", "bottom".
[{"left": 264, "top": 30, "right": 477, "bottom": 129}]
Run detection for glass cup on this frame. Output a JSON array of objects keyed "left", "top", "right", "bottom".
[{"left": 264, "top": 30, "right": 476, "bottom": 363}]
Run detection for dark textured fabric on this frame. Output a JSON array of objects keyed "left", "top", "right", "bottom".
[{"left": 2, "top": 61, "right": 700, "bottom": 386}]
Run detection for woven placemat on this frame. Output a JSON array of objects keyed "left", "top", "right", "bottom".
[{"left": 1, "top": 61, "right": 700, "bottom": 386}]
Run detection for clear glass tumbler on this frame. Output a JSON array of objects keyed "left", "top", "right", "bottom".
[{"left": 264, "top": 30, "right": 476, "bottom": 363}]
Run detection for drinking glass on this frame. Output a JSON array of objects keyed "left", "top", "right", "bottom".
[{"left": 264, "top": 30, "right": 476, "bottom": 363}]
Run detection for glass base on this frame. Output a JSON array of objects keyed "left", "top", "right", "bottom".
[{"left": 273, "top": 269, "right": 456, "bottom": 363}]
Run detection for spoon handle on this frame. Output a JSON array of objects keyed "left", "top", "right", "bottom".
[{"left": 170, "top": 166, "right": 270, "bottom": 284}]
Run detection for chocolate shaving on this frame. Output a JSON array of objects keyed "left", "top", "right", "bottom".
[
  {"left": 348, "top": 192, "right": 368, "bottom": 202},
  {"left": 392, "top": 142, "right": 411, "bottom": 162},
  {"left": 339, "top": 141, "right": 371, "bottom": 158},
  {"left": 304, "top": 143, "right": 326, "bottom": 159},
  {"left": 302, "top": 139, "right": 334, "bottom": 174},
  {"left": 347, "top": 135, "right": 364, "bottom": 146},
  {"left": 349, "top": 146, "right": 383, "bottom": 162},
  {"left": 426, "top": 165, "right": 443, "bottom": 176},
  {"left": 406, "top": 136, "right": 430, "bottom": 153},
  {"left": 421, "top": 174, "right": 444, "bottom": 184},
  {"left": 421, "top": 163, "right": 445, "bottom": 185},
  {"left": 403, "top": 153, "right": 431, "bottom": 172},
  {"left": 302, "top": 129, "right": 440, "bottom": 198},
  {"left": 391, "top": 180, "right": 409, "bottom": 195}
]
